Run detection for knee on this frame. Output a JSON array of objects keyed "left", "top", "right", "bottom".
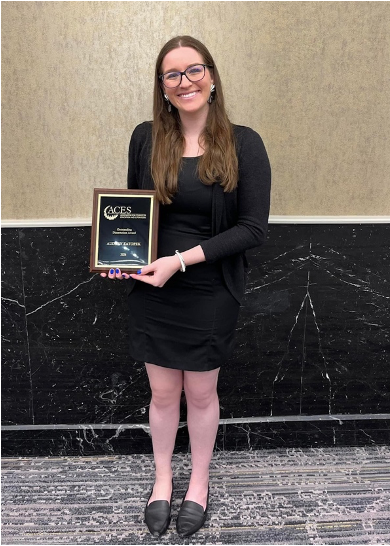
[
  {"left": 150, "top": 385, "right": 182, "bottom": 409},
  {"left": 184, "top": 385, "right": 218, "bottom": 410}
]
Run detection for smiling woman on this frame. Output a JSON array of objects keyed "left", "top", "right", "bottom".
[
  {"left": 101, "top": 35, "right": 271, "bottom": 538},
  {"left": 151, "top": 36, "right": 239, "bottom": 204},
  {"left": 160, "top": 50, "right": 214, "bottom": 118}
]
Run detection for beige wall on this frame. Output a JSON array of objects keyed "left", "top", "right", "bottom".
[{"left": 2, "top": 1, "right": 389, "bottom": 221}]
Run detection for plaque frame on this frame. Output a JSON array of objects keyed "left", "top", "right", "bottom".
[{"left": 90, "top": 188, "right": 159, "bottom": 273}]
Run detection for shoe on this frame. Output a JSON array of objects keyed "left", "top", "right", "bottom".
[
  {"left": 144, "top": 480, "right": 173, "bottom": 537},
  {"left": 176, "top": 486, "right": 209, "bottom": 538}
]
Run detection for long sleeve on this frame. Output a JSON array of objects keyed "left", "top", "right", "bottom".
[{"left": 200, "top": 126, "right": 271, "bottom": 262}]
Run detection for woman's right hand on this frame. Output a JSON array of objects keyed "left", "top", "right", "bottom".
[{"left": 100, "top": 268, "right": 130, "bottom": 280}]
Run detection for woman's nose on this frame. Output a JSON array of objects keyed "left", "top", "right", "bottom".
[{"left": 180, "top": 73, "right": 192, "bottom": 87}]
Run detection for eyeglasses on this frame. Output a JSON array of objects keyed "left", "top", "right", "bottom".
[{"left": 159, "top": 64, "right": 213, "bottom": 88}]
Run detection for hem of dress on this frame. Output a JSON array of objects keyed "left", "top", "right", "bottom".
[{"left": 129, "top": 354, "right": 221, "bottom": 372}]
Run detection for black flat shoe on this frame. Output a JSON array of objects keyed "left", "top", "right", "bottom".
[
  {"left": 176, "top": 486, "right": 209, "bottom": 538},
  {"left": 144, "top": 481, "right": 173, "bottom": 537}
]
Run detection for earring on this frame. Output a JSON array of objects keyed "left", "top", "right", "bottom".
[
  {"left": 208, "top": 84, "right": 216, "bottom": 104},
  {"left": 164, "top": 93, "right": 172, "bottom": 113}
]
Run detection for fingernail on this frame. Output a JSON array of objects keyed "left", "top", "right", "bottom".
[
  {"left": 137, "top": 270, "right": 142, "bottom": 275},
  {"left": 122, "top": 273, "right": 127, "bottom": 277},
  {"left": 115, "top": 269, "right": 120, "bottom": 274},
  {"left": 109, "top": 269, "right": 114, "bottom": 274}
]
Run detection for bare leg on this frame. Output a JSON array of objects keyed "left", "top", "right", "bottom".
[
  {"left": 183, "top": 368, "right": 220, "bottom": 509},
  {"left": 145, "top": 363, "right": 183, "bottom": 503}
]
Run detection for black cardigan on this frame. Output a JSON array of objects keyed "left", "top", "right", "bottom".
[{"left": 127, "top": 121, "right": 271, "bottom": 303}]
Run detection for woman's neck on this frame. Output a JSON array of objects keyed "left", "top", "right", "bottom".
[{"left": 179, "top": 107, "right": 209, "bottom": 139}]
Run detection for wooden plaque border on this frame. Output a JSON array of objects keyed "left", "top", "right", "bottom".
[{"left": 90, "top": 188, "right": 159, "bottom": 273}]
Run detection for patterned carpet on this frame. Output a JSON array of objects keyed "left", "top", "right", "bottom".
[{"left": 2, "top": 447, "right": 390, "bottom": 545}]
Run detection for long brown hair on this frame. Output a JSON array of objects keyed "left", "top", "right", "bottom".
[{"left": 151, "top": 36, "right": 238, "bottom": 204}]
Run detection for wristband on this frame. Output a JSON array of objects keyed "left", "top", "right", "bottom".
[{"left": 175, "top": 250, "right": 186, "bottom": 273}]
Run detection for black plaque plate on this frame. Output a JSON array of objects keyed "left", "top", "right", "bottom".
[{"left": 90, "top": 189, "right": 159, "bottom": 273}]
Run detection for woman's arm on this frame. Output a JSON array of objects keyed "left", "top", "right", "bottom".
[
  {"left": 127, "top": 245, "right": 206, "bottom": 287},
  {"left": 200, "top": 127, "right": 271, "bottom": 262}
]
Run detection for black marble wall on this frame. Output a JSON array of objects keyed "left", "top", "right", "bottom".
[{"left": 2, "top": 224, "right": 389, "bottom": 456}]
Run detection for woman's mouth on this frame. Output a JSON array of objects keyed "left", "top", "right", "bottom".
[{"left": 177, "top": 91, "right": 200, "bottom": 99}]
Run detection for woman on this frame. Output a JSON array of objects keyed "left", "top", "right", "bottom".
[{"left": 102, "top": 36, "right": 271, "bottom": 538}]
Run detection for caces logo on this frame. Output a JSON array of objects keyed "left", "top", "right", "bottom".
[{"left": 104, "top": 205, "right": 132, "bottom": 221}]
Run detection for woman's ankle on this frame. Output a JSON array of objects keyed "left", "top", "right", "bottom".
[{"left": 148, "top": 472, "right": 173, "bottom": 504}]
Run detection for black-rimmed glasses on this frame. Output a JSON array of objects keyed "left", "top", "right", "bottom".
[{"left": 159, "top": 64, "right": 213, "bottom": 88}]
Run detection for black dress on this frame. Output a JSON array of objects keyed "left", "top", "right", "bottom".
[{"left": 127, "top": 157, "right": 240, "bottom": 372}]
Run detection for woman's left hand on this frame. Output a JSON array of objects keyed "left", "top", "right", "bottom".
[{"left": 129, "top": 256, "right": 181, "bottom": 287}]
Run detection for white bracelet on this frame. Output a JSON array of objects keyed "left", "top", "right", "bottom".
[{"left": 175, "top": 250, "right": 186, "bottom": 273}]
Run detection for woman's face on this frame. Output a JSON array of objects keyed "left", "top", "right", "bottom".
[{"left": 160, "top": 47, "right": 214, "bottom": 117}]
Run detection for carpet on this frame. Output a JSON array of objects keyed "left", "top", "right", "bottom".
[{"left": 2, "top": 446, "right": 390, "bottom": 545}]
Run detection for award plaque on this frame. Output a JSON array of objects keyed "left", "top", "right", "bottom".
[{"left": 90, "top": 189, "right": 159, "bottom": 273}]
